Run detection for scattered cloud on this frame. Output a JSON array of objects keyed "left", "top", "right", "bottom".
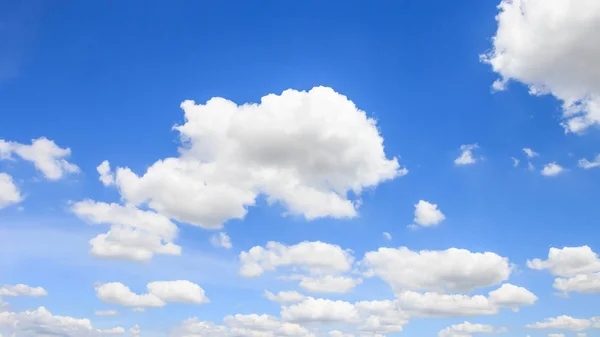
[
  {"left": 455, "top": 144, "right": 479, "bottom": 165},
  {"left": 579, "top": 155, "right": 600, "bottom": 169},
  {"left": 382, "top": 232, "right": 392, "bottom": 240},
  {"left": 95, "top": 280, "right": 209, "bottom": 309},
  {"left": 541, "top": 162, "right": 565, "bottom": 176},
  {"left": 264, "top": 290, "right": 306, "bottom": 305},
  {"left": 526, "top": 315, "right": 600, "bottom": 332},
  {"left": 438, "top": 321, "right": 496, "bottom": 337},
  {"left": 523, "top": 148, "right": 539, "bottom": 158},
  {"left": 410, "top": 200, "right": 446, "bottom": 228},
  {"left": 0, "top": 284, "right": 47, "bottom": 297},
  {"left": 210, "top": 232, "right": 232, "bottom": 249},
  {"left": 0, "top": 137, "right": 79, "bottom": 180},
  {"left": 94, "top": 310, "right": 119, "bottom": 316},
  {"left": 0, "top": 173, "right": 22, "bottom": 208}
]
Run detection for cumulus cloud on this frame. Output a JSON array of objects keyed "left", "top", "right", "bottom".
[
  {"left": 0, "top": 173, "right": 22, "bottom": 208},
  {"left": 554, "top": 273, "right": 600, "bottom": 294},
  {"left": 410, "top": 200, "right": 446, "bottom": 228},
  {"left": 97, "top": 160, "right": 115, "bottom": 186},
  {"left": 527, "top": 246, "right": 600, "bottom": 277},
  {"left": 361, "top": 247, "right": 512, "bottom": 293},
  {"left": 579, "top": 155, "right": 600, "bottom": 169},
  {"left": 526, "top": 315, "right": 599, "bottom": 331},
  {"left": 292, "top": 275, "right": 363, "bottom": 294},
  {"left": 95, "top": 280, "right": 209, "bottom": 309},
  {"left": 239, "top": 241, "right": 354, "bottom": 277},
  {"left": 0, "top": 137, "right": 79, "bottom": 180},
  {"left": 438, "top": 321, "right": 496, "bottom": 337},
  {"left": 482, "top": 0, "right": 600, "bottom": 133},
  {"left": 71, "top": 200, "right": 181, "bottom": 261},
  {"left": 264, "top": 290, "right": 306, "bottom": 305},
  {"left": 210, "top": 232, "right": 232, "bottom": 249},
  {"left": 0, "top": 306, "right": 123, "bottom": 337},
  {"left": 0, "top": 284, "right": 47, "bottom": 297},
  {"left": 455, "top": 144, "right": 479, "bottom": 165},
  {"left": 98, "top": 87, "right": 405, "bottom": 229},
  {"left": 541, "top": 162, "right": 565, "bottom": 176},
  {"left": 171, "top": 314, "right": 314, "bottom": 337},
  {"left": 523, "top": 148, "right": 539, "bottom": 158}
]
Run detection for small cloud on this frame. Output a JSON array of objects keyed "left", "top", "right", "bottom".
[
  {"left": 578, "top": 155, "right": 600, "bottom": 169},
  {"left": 409, "top": 200, "right": 445, "bottom": 229},
  {"left": 523, "top": 148, "right": 539, "bottom": 158},
  {"left": 382, "top": 232, "right": 392, "bottom": 240},
  {"left": 511, "top": 157, "right": 520, "bottom": 167},
  {"left": 210, "top": 232, "right": 232, "bottom": 249},
  {"left": 454, "top": 144, "right": 479, "bottom": 165},
  {"left": 541, "top": 162, "right": 564, "bottom": 177}
]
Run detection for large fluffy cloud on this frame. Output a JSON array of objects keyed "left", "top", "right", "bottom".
[
  {"left": 482, "top": 0, "right": 600, "bottom": 133},
  {"left": 71, "top": 200, "right": 181, "bottom": 261},
  {"left": 527, "top": 246, "right": 600, "bottom": 276},
  {"left": 0, "top": 306, "right": 125, "bottom": 337},
  {"left": 95, "top": 280, "right": 209, "bottom": 309},
  {"left": 239, "top": 241, "right": 354, "bottom": 277},
  {"left": 0, "top": 173, "right": 22, "bottom": 208},
  {"left": 361, "top": 247, "right": 512, "bottom": 293},
  {"left": 98, "top": 87, "right": 404, "bottom": 229},
  {"left": 0, "top": 137, "right": 79, "bottom": 180}
]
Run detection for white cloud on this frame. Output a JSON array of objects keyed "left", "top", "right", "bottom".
[
  {"left": 487, "top": 283, "right": 538, "bottom": 310},
  {"left": 0, "top": 173, "right": 22, "bottom": 208},
  {"left": 328, "top": 331, "right": 355, "bottom": 337},
  {"left": 294, "top": 275, "right": 363, "bottom": 294},
  {"left": 578, "top": 333, "right": 588, "bottom": 337},
  {"left": 511, "top": 157, "right": 520, "bottom": 167},
  {"left": 541, "top": 162, "right": 565, "bottom": 176},
  {"left": 382, "top": 232, "right": 392, "bottom": 240},
  {"left": 411, "top": 200, "right": 446, "bottom": 228},
  {"left": 0, "top": 137, "right": 79, "bottom": 180},
  {"left": 71, "top": 200, "right": 181, "bottom": 261},
  {"left": 526, "top": 315, "right": 597, "bottom": 331},
  {"left": 210, "top": 232, "right": 232, "bottom": 249},
  {"left": 97, "top": 160, "right": 115, "bottom": 186},
  {"left": 579, "top": 155, "right": 600, "bottom": 169},
  {"left": 264, "top": 290, "right": 306, "bottom": 305},
  {"left": 94, "top": 310, "right": 119, "bottom": 316},
  {"left": 482, "top": 0, "right": 600, "bottom": 133},
  {"left": 95, "top": 280, "right": 209, "bottom": 309},
  {"left": 0, "top": 284, "right": 47, "bottom": 297},
  {"left": 527, "top": 246, "right": 600, "bottom": 277},
  {"left": 129, "top": 324, "right": 140, "bottom": 337},
  {"left": 523, "top": 148, "right": 539, "bottom": 158},
  {"left": 0, "top": 306, "right": 123, "bottom": 337},
  {"left": 281, "top": 297, "right": 361, "bottom": 324},
  {"left": 455, "top": 144, "right": 479, "bottom": 165},
  {"left": 361, "top": 247, "right": 511, "bottom": 293},
  {"left": 549, "top": 334, "right": 566, "bottom": 337},
  {"left": 171, "top": 315, "right": 314, "bottom": 337},
  {"left": 101, "top": 87, "right": 404, "bottom": 229},
  {"left": 239, "top": 241, "right": 354, "bottom": 277},
  {"left": 438, "top": 321, "right": 496, "bottom": 337},
  {"left": 554, "top": 273, "right": 600, "bottom": 294}
]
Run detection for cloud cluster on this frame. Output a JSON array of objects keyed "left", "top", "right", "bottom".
[
  {"left": 528, "top": 246, "right": 600, "bottom": 294},
  {"left": 95, "top": 280, "right": 209, "bottom": 309},
  {"left": 482, "top": 0, "right": 600, "bottom": 133},
  {"left": 526, "top": 315, "right": 600, "bottom": 332},
  {"left": 171, "top": 314, "right": 315, "bottom": 337}
]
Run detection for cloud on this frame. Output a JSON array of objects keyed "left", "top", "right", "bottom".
[
  {"left": 527, "top": 246, "right": 600, "bottom": 277},
  {"left": 0, "top": 137, "right": 79, "bottom": 180},
  {"left": 0, "top": 306, "right": 124, "bottom": 337},
  {"left": 99, "top": 87, "right": 405, "bottom": 229},
  {"left": 97, "top": 160, "right": 115, "bottom": 186},
  {"left": 579, "top": 155, "right": 600, "bottom": 169},
  {"left": 239, "top": 241, "right": 354, "bottom": 277},
  {"left": 511, "top": 157, "right": 520, "bottom": 167},
  {"left": 438, "top": 321, "right": 496, "bottom": 337},
  {"left": 482, "top": 0, "right": 600, "bottom": 133},
  {"left": 526, "top": 315, "right": 600, "bottom": 331},
  {"left": 0, "top": 173, "right": 22, "bottom": 208},
  {"left": 549, "top": 334, "right": 566, "bottom": 337},
  {"left": 455, "top": 144, "right": 479, "bottom": 165},
  {"left": 554, "top": 273, "right": 600, "bottom": 294},
  {"left": 171, "top": 315, "right": 314, "bottom": 337},
  {"left": 0, "top": 284, "right": 47, "bottom": 297},
  {"left": 210, "top": 232, "right": 232, "bottom": 249},
  {"left": 523, "top": 148, "right": 539, "bottom": 158},
  {"left": 382, "top": 232, "right": 392, "bottom": 240},
  {"left": 264, "top": 290, "right": 306, "bottom": 305},
  {"left": 71, "top": 200, "right": 182, "bottom": 261},
  {"left": 94, "top": 310, "right": 119, "bottom": 316},
  {"left": 410, "top": 200, "right": 446, "bottom": 228},
  {"left": 293, "top": 275, "right": 363, "bottom": 294},
  {"left": 361, "top": 247, "right": 511, "bottom": 293},
  {"left": 487, "top": 283, "right": 538, "bottom": 310},
  {"left": 541, "top": 162, "right": 565, "bottom": 176},
  {"left": 280, "top": 297, "right": 361, "bottom": 325},
  {"left": 95, "top": 280, "right": 209, "bottom": 309}
]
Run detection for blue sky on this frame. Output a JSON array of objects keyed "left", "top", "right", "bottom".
[{"left": 1, "top": 0, "right": 600, "bottom": 336}]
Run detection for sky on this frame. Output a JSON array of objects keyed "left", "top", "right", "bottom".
[{"left": 1, "top": 0, "right": 600, "bottom": 336}]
